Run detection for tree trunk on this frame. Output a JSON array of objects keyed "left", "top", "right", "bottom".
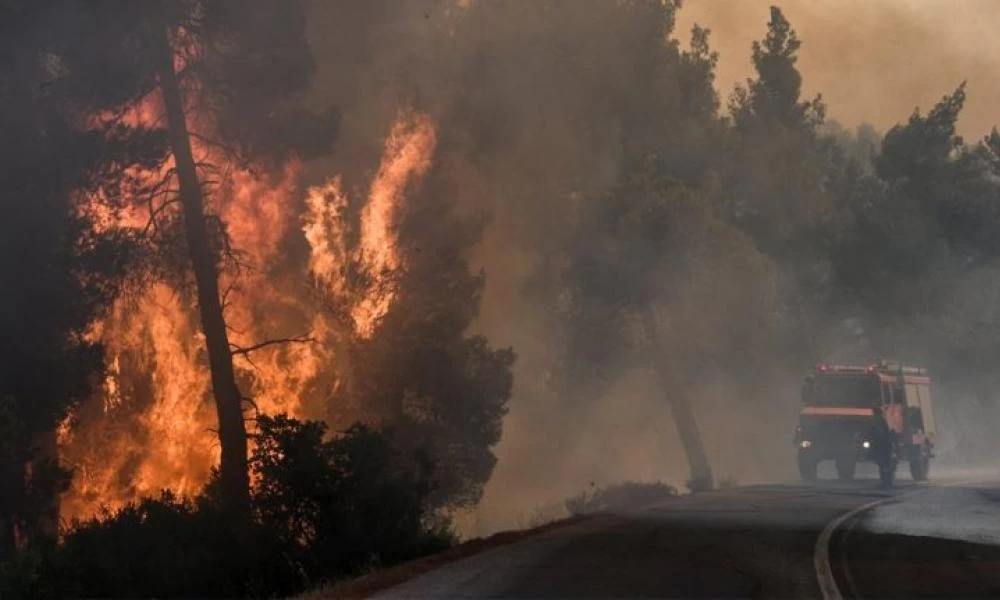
[
  {"left": 659, "top": 370, "right": 714, "bottom": 492},
  {"left": 154, "top": 27, "right": 250, "bottom": 518}
]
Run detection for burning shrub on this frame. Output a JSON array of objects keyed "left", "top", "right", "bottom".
[{"left": 6, "top": 415, "right": 452, "bottom": 598}]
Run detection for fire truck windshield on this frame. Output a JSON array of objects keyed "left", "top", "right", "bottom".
[{"left": 809, "top": 376, "right": 880, "bottom": 407}]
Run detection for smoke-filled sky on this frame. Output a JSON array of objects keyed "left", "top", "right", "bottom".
[
  {"left": 677, "top": 0, "right": 1000, "bottom": 139},
  {"left": 294, "top": 0, "right": 1000, "bottom": 535}
]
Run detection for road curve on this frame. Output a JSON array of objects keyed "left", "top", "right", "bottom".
[{"left": 377, "top": 469, "right": 1000, "bottom": 598}]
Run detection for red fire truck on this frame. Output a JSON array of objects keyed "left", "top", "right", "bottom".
[{"left": 793, "top": 360, "right": 937, "bottom": 486}]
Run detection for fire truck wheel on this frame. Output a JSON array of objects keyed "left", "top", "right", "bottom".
[
  {"left": 798, "top": 454, "right": 818, "bottom": 482},
  {"left": 909, "top": 445, "right": 931, "bottom": 481},
  {"left": 835, "top": 455, "right": 856, "bottom": 481},
  {"left": 878, "top": 458, "right": 896, "bottom": 487}
]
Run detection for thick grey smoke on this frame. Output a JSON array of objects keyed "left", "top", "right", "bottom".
[
  {"left": 302, "top": 1, "right": 1000, "bottom": 535},
  {"left": 300, "top": 1, "right": 785, "bottom": 534}
]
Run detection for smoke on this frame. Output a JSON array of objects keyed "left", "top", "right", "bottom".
[
  {"left": 297, "top": 0, "right": 1000, "bottom": 536},
  {"left": 300, "top": 1, "right": 779, "bottom": 534},
  {"left": 676, "top": 0, "right": 1000, "bottom": 139}
]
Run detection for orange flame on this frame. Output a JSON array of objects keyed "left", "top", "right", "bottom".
[
  {"left": 60, "top": 95, "right": 437, "bottom": 522},
  {"left": 60, "top": 285, "right": 216, "bottom": 520},
  {"left": 304, "top": 111, "right": 437, "bottom": 337}
]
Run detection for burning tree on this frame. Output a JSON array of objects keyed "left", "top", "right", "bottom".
[
  {"left": 43, "top": 1, "right": 513, "bottom": 526},
  {"left": 50, "top": 0, "right": 336, "bottom": 520},
  {"left": 303, "top": 114, "right": 516, "bottom": 510}
]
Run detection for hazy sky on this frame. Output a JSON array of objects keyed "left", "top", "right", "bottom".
[{"left": 676, "top": 0, "right": 1000, "bottom": 139}]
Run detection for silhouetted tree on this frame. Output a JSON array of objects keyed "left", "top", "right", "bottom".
[{"left": 0, "top": 0, "right": 150, "bottom": 557}]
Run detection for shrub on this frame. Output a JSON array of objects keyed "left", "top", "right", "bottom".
[
  {"left": 565, "top": 481, "right": 677, "bottom": 515},
  {"left": 252, "top": 415, "right": 453, "bottom": 584},
  {"left": 0, "top": 539, "right": 60, "bottom": 600},
  {"left": 47, "top": 491, "right": 298, "bottom": 598}
]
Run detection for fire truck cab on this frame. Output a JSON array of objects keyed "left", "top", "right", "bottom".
[{"left": 794, "top": 360, "right": 936, "bottom": 486}]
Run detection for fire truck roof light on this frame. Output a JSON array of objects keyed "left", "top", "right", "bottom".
[{"left": 812, "top": 360, "right": 929, "bottom": 377}]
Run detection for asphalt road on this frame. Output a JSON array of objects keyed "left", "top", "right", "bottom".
[{"left": 378, "top": 467, "right": 1000, "bottom": 599}]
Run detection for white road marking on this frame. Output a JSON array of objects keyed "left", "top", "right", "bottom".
[
  {"left": 815, "top": 477, "right": 995, "bottom": 600},
  {"left": 838, "top": 503, "right": 868, "bottom": 599},
  {"left": 814, "top": 496, "right": 890, "bottom": 600}
]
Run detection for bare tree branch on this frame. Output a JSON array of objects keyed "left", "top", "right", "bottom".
[
  {"left": 230, "top": 334, "right": 316, "bottom": 357},
  {"left": 143, "top": 196, "right": 180, "bottom": 239},
  {"left": 241, "top": 396, "right": 261, "bottom": 421},
  {"left": 220, "top": 274, "right": 241, "bottom": 312}
]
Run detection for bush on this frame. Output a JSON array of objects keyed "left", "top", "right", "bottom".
[
  {"left": 0, "top": 539, "right": 60, "bottom": 600},
  {"left": 1, "top": 415, "right": 452, "bottom": 598},
  {"left": 565, "top": 481, "right": 677, "bottom": 515},
  {"left": 252, "top": 415, "right": 453, "bottom": 584},
  {"left": 47, "top": 492, "right": 298, "bottom": 598}
]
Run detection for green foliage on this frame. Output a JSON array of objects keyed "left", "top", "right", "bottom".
[
  {"left": 251, "top": 415, "right": 452, "bottom": 580},
  {"left": 746, "top": 6, "right": 804, "bottom": 126},
  {"left": 834, "top": 85, "right": 993, "bottom": 316},
  {"left": 827, "top": 81, "right": 1000, "bottom": 400},
  {"left": 877, "top": 85, "right": 966, "bottom": 183},
  {"left": 730, "top": 6, "right": 824, "bottom": 132},
  {"left": 565, "top": 155, "right": 778, "bottom": 384},
  {"left": 726, "top": 5, "right": 834, "bottom": 258},
  {"left": 335, "top": 137, "right": 516, "bottom": 510}
]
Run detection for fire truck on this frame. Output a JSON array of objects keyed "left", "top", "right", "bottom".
[{"left": 793, "top": 360, "right": 937, "bottom": 486}]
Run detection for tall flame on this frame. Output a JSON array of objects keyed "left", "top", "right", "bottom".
[
  {"left": 305, "top": 111, "right": 437, "bottom": 337},
  {"left": 60, "top": 285, "right": 216, "bottom": 520},
  {"left": 60, "top": 95, "right": 437, "bottom": 522}
]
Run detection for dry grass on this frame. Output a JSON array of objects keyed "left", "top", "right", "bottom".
[{"left": 565, "top": 480, "right": 678, "bottom": 515}]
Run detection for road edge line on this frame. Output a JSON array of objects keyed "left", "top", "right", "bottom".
[
  {"left": 838, "top": 505, "right": 867, "bottom": 599},
  {"left": 815, "top": 477, "right": 993, "bottom": 600},
  {"left": 814, "top": 497, "right": 890, "bottom": 600}
]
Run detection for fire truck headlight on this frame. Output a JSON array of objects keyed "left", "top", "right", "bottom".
[
  {"left": 862, "top": 440, "right": 871, "bottom": 449},
  {"left": 799, "top": 440, "right": 812, "bottom": 449}
]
